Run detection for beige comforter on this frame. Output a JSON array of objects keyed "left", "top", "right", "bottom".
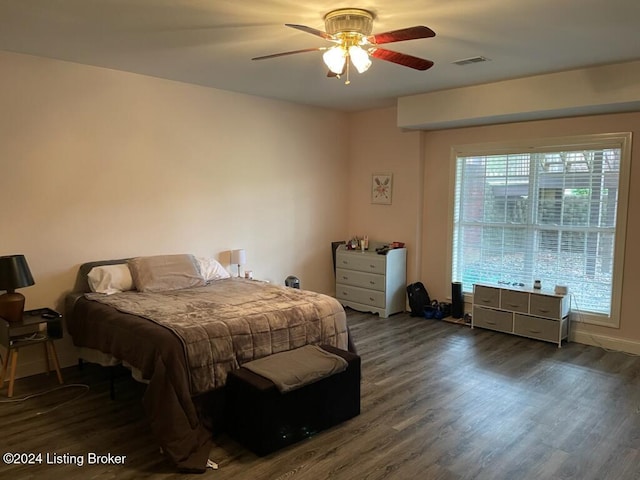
[{"left": 85, "top": 278, "right": 348, "bottom": 394}]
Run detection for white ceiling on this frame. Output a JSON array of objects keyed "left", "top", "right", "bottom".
[{"left": 1, "top": 0, "right": 639, "bottom": 112}]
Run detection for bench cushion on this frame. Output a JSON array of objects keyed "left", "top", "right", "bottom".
[{"left": 242, "top": 344, "right": 348, "bottom": 392}]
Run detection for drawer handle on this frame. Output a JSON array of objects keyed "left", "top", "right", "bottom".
[
  {"left": 342, "top": 260, "right": 348, "bottom": 264},
  {"left": 369, "top": 264, "right": 376, "bottom": 269},
  {"left": 369, "top": 281, "right": 376, "bottom": 285},
  {"left": 507, "top": 303, "right": 521, "bottom": 308},
  {"left": 342, "top": 276, "right": 349, "bottom": 280},
  {"left": 342, "top": 291, "right": 348, "bottom": 296},
  {"left": 486, "top": 321, "right": 497, "bottom": 325},
  {"left": 369, "top": 297, "right": 375, "bottom": 301},
  {"left": 527, "top": 329, "right": 542, "bottom": 334},
  {"left": 537, "top": 308, "right": 550, "bottom": 313}
]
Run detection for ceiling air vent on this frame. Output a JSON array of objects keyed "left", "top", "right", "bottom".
[{"left": 453, "top": 56, "right": 490, "bottom": 66}]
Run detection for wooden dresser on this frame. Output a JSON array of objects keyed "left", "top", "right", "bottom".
[
  {"left": 472, "top": 284, "right": 570, "bottom": 347},
  {"left": 335, "top": 244, "right": 406, "bottom": 318}
]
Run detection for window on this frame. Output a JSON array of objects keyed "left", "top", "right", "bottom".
[{"left": 451, "top": 133, "right": 631, "bottom": 326}]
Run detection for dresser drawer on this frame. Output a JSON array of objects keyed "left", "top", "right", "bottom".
[
  {"left": 514, "top": 314, "right": 562, "bottom": 343},
  {"left": 529, "top": 294, "right": 563, "bottom": 320},
  {"left": 472, "top": 306, "right": 513, "bottom": 333},
  {"left": 336, "top": 284, "right": 385, "bottom": 308},
  {"left": 336, "top": 252, "right": 385, "bottom": 274},
  {"left": 500, "top": 289, "right": 529, "bottom": 313},
  {"left": 473, "top": 285, "right": 500, "bottom": 309},
  {"left": 336, "top": 268, "right": 385, "bottom": 291}
]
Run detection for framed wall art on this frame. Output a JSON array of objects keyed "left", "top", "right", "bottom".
[{"left": 371, "top": 173, "right": 393, "bottom": 205}]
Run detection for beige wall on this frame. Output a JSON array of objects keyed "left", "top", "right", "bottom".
[
  {"left": 347, "top": 107, "right": 423, "bottom": 284},
  {"left": 0, "top": 51, "right": 350, "bottom": 375},
  {"left": 398, "top": 60, "right": 640, "bottom": 129},
  {"left": 421, "top": 112, "right": 640, "bottom": 351}
]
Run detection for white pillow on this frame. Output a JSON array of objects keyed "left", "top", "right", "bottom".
[
  {"left": 87, "top": 264, "right": 134, "bottom": 295},
  {"left": 196, "top": 256, "right": 231, "bottom": 282}
]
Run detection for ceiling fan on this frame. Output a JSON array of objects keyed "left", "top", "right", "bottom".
[{"left": 252, "top": 8, "right": 435, "bottom": 84}]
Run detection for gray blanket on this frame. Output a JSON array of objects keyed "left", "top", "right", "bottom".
[
  {"left": 243, "top": 344, "right": 348, "bottom": 392},
  {"left": 85, "top": 278, "right": 348, "bottom": 394}
]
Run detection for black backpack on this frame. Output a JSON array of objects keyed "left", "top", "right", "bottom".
[{"left": 406, "top": 282, "right": 431, "bottom": 317}]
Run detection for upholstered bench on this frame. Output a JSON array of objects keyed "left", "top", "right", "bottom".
[{"left": 225, "top": 344, "right": 361, "bottom": 456}]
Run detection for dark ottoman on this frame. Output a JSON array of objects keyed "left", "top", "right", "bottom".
[{"left": 225, "top": 345, "right": 361, "bottom": 456}]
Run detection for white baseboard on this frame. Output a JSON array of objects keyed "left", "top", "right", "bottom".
[{"left": 570, "top": 326, "right": 640, "bottom": 355}]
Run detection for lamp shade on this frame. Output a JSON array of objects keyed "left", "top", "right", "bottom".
[
  {"left": 0, "top": 254, "right": 35, "bottom": 292},
  {"left": 349, "top": 45, "right": 372, "bottom": 73},
  {"left": 0, "top": 254, "right": 35, "bottom": 323},
  {"left": 230, "top": 249, "right": 246, "bottom": 266},
  {"left": 323, "top": 46, "right": 347, "bottom": 74}
]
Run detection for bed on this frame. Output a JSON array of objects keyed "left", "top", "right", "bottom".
[{"left": 64, "top": 254, "right": 349, "bottom": 473}]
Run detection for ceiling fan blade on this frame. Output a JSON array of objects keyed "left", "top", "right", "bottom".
[
  {"left": 285, "top": 24, "right": 335, "bottom": 41},
  {"left": 252, "top": 47, "right": 326, "bottom": 61},
  {"left": 370, "top": 48, "right": 434, "bottom": 70},
  {"left": 369, "top": 26, "right": 436, "bottom": 45}
]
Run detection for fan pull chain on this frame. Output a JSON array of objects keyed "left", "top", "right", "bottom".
[{"left": 345, "top": 56, "right": 351, "bottom": 85}]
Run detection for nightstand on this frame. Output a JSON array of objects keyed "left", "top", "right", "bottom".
[{"left": 0, "top": 308, "right": 64, "bottom": 397}]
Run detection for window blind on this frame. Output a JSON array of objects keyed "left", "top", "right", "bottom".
[{"left": 452, "top": 145, "right": 622, "bottom": 316}]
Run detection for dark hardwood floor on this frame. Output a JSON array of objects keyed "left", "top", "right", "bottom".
[{"left": 1, "top": 309, "right": 639, "bottom": 479}]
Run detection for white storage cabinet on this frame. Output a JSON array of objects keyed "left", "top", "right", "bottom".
[
  {"left": 335, "top": 244, "right": 406, "bottom": 318},
  {"left": 472, "top": 284, "right": 570, "bottom": 347}
]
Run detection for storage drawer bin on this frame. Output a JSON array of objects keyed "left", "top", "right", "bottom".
[
  {"left": 473, "top": 285, "right": 500, "bottom": 309},
  {"left": 529, "top": 294, "right": 564, "bottom": 319},
  {"left": 500, "top": 289, "right": 529, "bottom": 313},
  {"left": 472, "top": 306, "right": 513, "bottom": 333}
]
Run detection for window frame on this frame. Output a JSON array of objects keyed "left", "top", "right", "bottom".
[{"left": 447, "top": 132, "right": 632, "bottom": 328}]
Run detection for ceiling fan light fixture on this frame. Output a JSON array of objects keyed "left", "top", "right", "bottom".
[
  {"left": 324, "top": 8, "right": 374, "bottom": 36},
  {"left": 323, "top": 46, "right": 346, "bottom": 74},
  {"left": 253, "top": 9, "right": 435, "bottom": 84},
  {"left": 349, "top": 45, "right": 372, "bottom": 73}
]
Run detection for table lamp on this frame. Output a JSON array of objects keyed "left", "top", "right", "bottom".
[
  {"left": 230, "top": 249, "right": 246, "bottom": 278},
  {"left": 0, "top": 254, "right": 35, "bottom": 323}
]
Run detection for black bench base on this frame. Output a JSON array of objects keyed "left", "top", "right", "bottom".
[{"left": 224, "top": 345, "right": 361, "bottom": 456}]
